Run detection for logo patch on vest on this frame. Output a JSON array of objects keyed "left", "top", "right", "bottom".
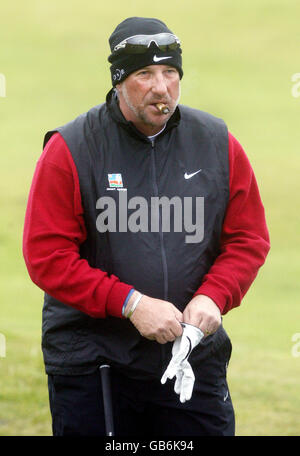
[{"left": 108, "top": 173, "right": 123, "bottom": 188}]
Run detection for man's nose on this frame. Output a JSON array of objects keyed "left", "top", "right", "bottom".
[{"left": 152, "top": 73, "right": 168, "bottom": 96}]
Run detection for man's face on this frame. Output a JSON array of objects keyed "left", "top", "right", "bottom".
[{"left": 116, "top": 64, "right": 180, "bottom": 136}]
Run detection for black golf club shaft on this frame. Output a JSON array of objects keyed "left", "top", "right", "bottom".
[{"left": 99, "top": 364, "right": 115, "bottom": 436}]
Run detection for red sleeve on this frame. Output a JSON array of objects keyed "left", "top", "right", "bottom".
[
  {"left": 194, "top": 132, "right": 270, "bottom": 314},
  {"left": 23, "top": 132, "right": 133, "bottom": 318}
]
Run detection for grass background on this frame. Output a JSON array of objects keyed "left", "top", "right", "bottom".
[{"left": 1, "top": 0, "right": 300, "bottom": 436}]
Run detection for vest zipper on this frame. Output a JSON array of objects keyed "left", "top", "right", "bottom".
[{"left": 150, "top": 139, "right": 169, "bottom": 301}]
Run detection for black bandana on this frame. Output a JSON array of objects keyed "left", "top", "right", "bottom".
[{"left": 108, "top": 17, "right": 183, "bottom": 86}]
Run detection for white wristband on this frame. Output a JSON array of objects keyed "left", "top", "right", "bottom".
[{"left": 125, "top": 293, "right": 144, "bottom": 319}]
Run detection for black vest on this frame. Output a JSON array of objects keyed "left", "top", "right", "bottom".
[{"left": 42, "top": 90, "right": 231, "bottom": 378}]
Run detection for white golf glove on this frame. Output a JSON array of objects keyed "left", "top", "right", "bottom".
[
  {"left": 161, "top": 323, "right": 204, "bottom": 403},
  {"left": 173, "top": 359, "right": 195, "bottom": 403}
]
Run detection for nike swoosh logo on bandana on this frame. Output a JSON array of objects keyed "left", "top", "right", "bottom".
[{"left": 153, "top": 55, "right": 172, "bottom": 62}]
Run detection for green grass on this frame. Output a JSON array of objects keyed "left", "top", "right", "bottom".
[{"left": 1, "top": 0, "right": 300, "bottom": 436}]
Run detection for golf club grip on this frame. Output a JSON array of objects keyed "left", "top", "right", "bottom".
[{"left": 100, "top": 365, "right": 115, "bottom": 436}]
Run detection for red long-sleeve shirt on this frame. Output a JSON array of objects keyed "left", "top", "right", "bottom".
[{"left": 23, "top": 131, "right": 270, "bottom": 318}]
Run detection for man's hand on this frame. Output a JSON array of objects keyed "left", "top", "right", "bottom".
[
  {"left": 182, "top": 294, "right": 221, "bottom": 337},
  {"left": 125, "top": 292, "right": 183, "bottom": 344}
]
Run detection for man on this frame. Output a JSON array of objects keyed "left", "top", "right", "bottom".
[{"left": 23, "top": 17, "right": 270, "bottom": 436}]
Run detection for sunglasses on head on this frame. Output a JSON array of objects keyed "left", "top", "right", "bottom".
[{"left": 113, "top": 33, "right": 181, "bottom": 54}]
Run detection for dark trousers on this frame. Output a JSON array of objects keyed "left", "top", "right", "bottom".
[{"left": 47, "top": 355, "right": 235, "bottom": 436}]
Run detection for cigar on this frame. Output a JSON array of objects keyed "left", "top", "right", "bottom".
[{"left": 156, "top": 103, "right": 170, "bottom": 114}]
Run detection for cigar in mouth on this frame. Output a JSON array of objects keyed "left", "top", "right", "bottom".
[{"left": 156, "top": 103, "right": 170, "bottom": 114}]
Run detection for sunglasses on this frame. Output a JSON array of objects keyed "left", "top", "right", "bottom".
[{"left": 113, "top": 33, "right": 181, "bottom": 54}]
